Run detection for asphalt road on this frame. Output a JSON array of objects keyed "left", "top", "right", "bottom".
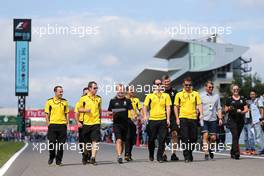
[{"left": 4, "top": 142, "right": 264, "bottom": 176}]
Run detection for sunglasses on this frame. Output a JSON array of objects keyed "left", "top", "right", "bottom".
[
  {"left": 184, "top": 84, "right": 192, "bottom": 87},
  {"left": 208, "top": 86, "right": 214, "bottom": 89},
  {"left": 155, "top": 83, "right": 161, "bottom": 86},
  {"left": 92, "top": 87, "right": 98, "bottom": 90}
]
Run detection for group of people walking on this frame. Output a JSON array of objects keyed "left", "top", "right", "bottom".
[{"left": 44, "top": 75, "right": 264, "bottom": 166}]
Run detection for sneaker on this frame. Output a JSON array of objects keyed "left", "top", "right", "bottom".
[
  {"left": 56, "top": 160, "right": 62, "bottom": 166},
  {"left": 162, "top": 154, "right": 168, "bottom": 162},
  {"left": 171, "top": 153, "right": 179, "bottom": 161},
  {"left": 234, "top": 155, "right": 240, "bottom": 160},
  {"left": 48, "top": 158, "right": 54, "bottom": 165},
  {"left": 231, "top": 153, "right": 240, "bottom": 160},
  {"left": 209, "top": 150, "right": 214, "bottom": 159},
  {"left": 149, "top": 156, "right": 154, "bottom": 162},
  {"left": 231, "top": 154, "right": 235, "bottom": 159},
  {"left": 90, "top": 157, "right": 97, "bottom": 166},
  {"left": 82, "top": 155, "right": 88, "bottom": 165},
  {"left": 205, "top": 154, "right": 209, "bottom": 161},
  {"left": 157, "top": 159, "right": 164, "bottom": 163},
  {"left": 118, "top": 156, "right": 123, "bottom": 164},
  {"left": 189, "top": 154, "right": 193, "bottom": 162},
  {"left": 124, "top": 155, "right": 130, "bottom": 162}
]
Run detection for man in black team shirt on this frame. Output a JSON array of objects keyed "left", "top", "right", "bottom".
[
  {"left": 108, "top": 84, "right": 134, "bottom": 164},
  {"left": 161, "top": 75, "right": 179, "bottom": 161}
]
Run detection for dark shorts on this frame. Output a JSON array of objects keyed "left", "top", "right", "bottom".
[
  {"left": 82, "top": 124, "right": 101, "bottom": 143},
  {"left": 202, "top": 120, "right": 218, "bottom": 135},
  {"left": 113, "top": 123, "right": 128, "bottom": 141},
  {"left": 126, "top": 119, "right": 136, "bottom": 142}
]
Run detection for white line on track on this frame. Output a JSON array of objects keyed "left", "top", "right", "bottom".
[{"left": 0, "top": 142, "right": 28, "bottom": 176}]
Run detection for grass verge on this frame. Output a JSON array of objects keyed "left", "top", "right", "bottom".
[{"left": 0, "top": 141, "right": 24, "bottom": 167}]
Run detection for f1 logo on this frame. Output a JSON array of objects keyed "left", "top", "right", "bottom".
[
  {"left": 13, "top": 19, "right": 31, "bottom": 41},
  {"left": 16, "top": 21, "right": 29, "bottom": 30}
]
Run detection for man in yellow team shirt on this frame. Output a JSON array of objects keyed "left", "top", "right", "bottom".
[
  {"left": 78, "top": 81, "right": 101, "bottom": 165},
  {"left": 143, "top": 79, "right": 171, "bottom": 163},
  {"left": 125, "top": 85, "right": 143, "bottom": 161},
  {"left": 74, "top": 87, "right": 89, "bottom": 160},
  {"left": 45, "top": 86, "right": 69, "bottom": 166},
  {"left": 174, "top": 77, "right": 203, "bottom": 163}
]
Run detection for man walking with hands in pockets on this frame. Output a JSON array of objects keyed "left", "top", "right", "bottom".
[{"left": 143, "top": 79, "right": 171, "bottom": 163}]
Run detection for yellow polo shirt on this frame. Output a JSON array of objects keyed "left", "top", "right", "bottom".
[
  {"left": 78, "top": 93, "right": 101, "bottom": 125},
  {"left": 74, "top": 101, "right": 84, "bottom": 122},
  {"left": 144, "top": 92, "right": 171, "bottom": 120},
  {"left": 44, "top": 97, "right": 69, "bottom": 124},
  {"left": 174, "top": 89, "right": 201, "bottom": 119},
  {"left": 128, "top": 97, "right": 142, "bottom": 119}
]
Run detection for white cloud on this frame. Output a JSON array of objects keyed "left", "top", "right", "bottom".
[
  {"left": 0, "top": 14, "right": 263, "bottom": 108},
  {"left": 205, "top": 0, "right": 264, "bottom": 9},
  {"left": 239, "top": 0, "right": 264, "bottom": 6},
  {"left": 101, "top": 54, "right": 120, "bottom": 66}
]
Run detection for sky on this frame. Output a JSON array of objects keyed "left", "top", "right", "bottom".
[{"left": 0, "top": 0, "right": 264, "bottom": 108}]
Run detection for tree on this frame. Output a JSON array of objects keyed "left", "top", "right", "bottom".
[{"left": 233, "top": 73, "right": 264, "bottom": 98}]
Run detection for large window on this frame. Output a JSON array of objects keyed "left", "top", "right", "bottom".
[{"left": 189, "top": 43, "right": 215, "bottom": 70}]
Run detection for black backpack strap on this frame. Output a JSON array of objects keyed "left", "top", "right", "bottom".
[
  {"left": 148, "top": 96, "right": 152, "bottom": 110},
  {"left": 81, "top": 101, "right": 86, "bottom": 121},
  {"left": 49, "top": 105, "right": 52, "bottom": 114},
  {"left": 48, "top": 104, "right": 52, "bottom": 122}
]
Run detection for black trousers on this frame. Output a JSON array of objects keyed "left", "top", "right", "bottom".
[
  {"left": 78, "top": 121, "right": 85, "bottom": 155},
  {"left": 217, "top": 123, "right": 226, "bottom": 144},
  {"left": 147, "top": 120, "right": 167, "bottom": 160},
  {"left": 47, "top": 124, "right": 67, "bottom": 162},
  {"left": 228, "top": 118, "right": 244, "bottom": 157},
  {"left": 125, "top": 119, "right": 137, "bottom": 157},
  {"left": 78, "top": 121, "right": 84, "bottom": 143},
  {"left": 180, "top": 118, "right": 197, "bottom": 160}
]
